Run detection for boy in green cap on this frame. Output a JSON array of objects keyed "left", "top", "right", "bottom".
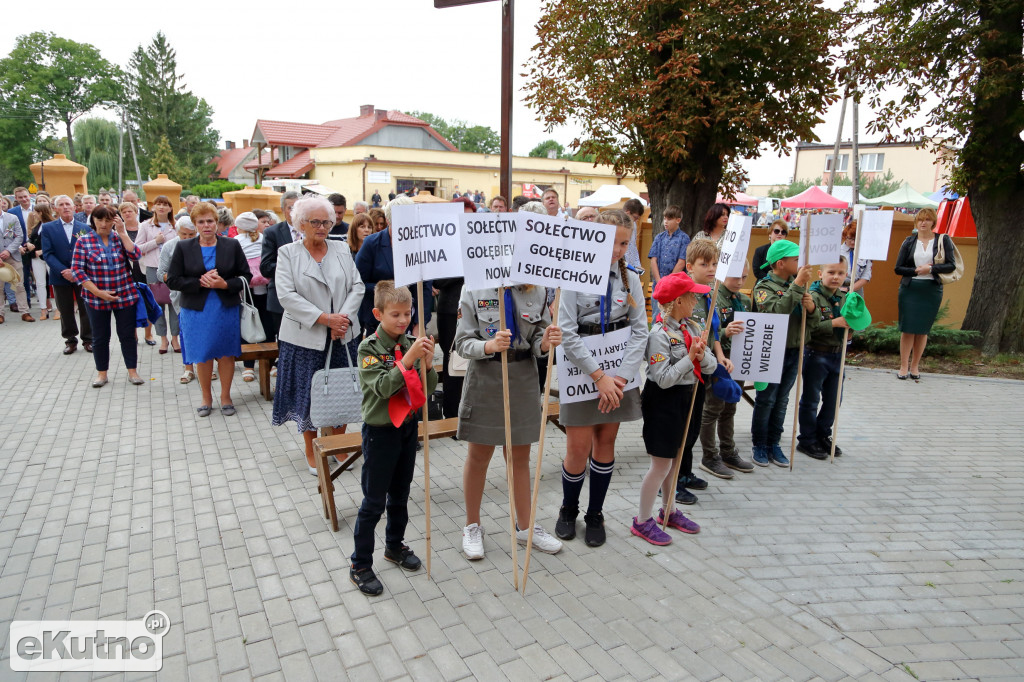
[
  {"left": 797, "top": 258, "right": 850, "bottom": 460},
  {"left": 750, "top": 239, "right": 813, "bottom": 467}
]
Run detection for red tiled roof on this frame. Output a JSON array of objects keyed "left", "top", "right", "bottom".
[
  {"left": 254, "top": 120, "right": 337, "bottom": 147},
  {"left": 264, "top": 150, "right": 313, "bottom": 178},
  {"left": 243, "top": 148, "right": 280, "bottom": 171},
  {"left": 213, "top": 147, "right": 253, "bottom": 179}
]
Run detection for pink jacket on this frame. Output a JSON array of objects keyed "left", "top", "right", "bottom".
[{"left": 135, "top": 218, "right": 176, "bottom": 269}]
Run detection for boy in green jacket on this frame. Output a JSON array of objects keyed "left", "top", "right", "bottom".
[{"left": 350, "top": 280, "right": 438, "bottom": 596}]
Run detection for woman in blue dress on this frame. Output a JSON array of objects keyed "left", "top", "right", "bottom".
[{"left": 167, "top": 203, "right": 252, "bottom": 417}]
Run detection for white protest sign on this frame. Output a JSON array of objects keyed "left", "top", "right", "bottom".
[
  {"left": 798, "top": 213, "right": 844, "bottom": 267},
  {"left": 391, "top": 202, "right": 464, "bottom": 287},
  {"left": 729, "top": 312, "right": 790, "bottom": 383},
  {"left": 460, "top": 213, "right": 517, "bottom": 290},
  {"left": 556, "top": 326, "right": 639, "bottom": 404},
  {"left": 857, "top": 210, "right": 894, "bottom": 261},
  {"left": 716, "top": 214, "right": 753, "bottom": 281},
  {"left": 511, "top": 213, "right": 614, "bottom": 296}
]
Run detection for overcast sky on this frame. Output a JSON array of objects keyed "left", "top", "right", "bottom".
[{"left": 2, "top": 0, "right": 870, "bottom": 187}]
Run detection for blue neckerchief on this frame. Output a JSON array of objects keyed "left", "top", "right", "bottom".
[
  {"left": 706, "top": 295, "right": 720, "bottom": 341},
  {"left": 599, "top": 272, "right": 613, "bottom": 335},
  {"left": 503, "top": 288, "right": 521, "bottom": 344}
]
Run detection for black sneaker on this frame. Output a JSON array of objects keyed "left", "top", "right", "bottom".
[
  {"left": 675, "top": 488, "right": 697, "bottom": 505},
  {"left": 555, "top": 506, "right": 578, "bottom": 540},
  {"left": 350, "top": 567, "right": 384, "bottom": 596},
  {"left": 679, "top": 472, "right": 708, "bottom": 490},
  {"left": 819, "top": 437, "right": 842, "bottom": 457},
  {"left": 796, "top": 441, "right": 828, "bottom": 460},
  {"left": 583, "top": 512, "right": 605, "bottom": 547},
  {"left": 383, "top": 544, "right": 422, "bottom": 571}
]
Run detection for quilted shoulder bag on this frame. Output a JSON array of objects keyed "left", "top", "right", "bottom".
[
  {"left": 239, "top": 278, "right": 266, "bottom": 343},
  {"left": 309, "top": 332, "right": 363, "bottom": 429},
  {"left": 448, "top": 336, "right": 469, "bottom": 377}
]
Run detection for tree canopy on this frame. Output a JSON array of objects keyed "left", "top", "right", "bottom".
[
  {"left": 126, "top": 32, "right": 220, "bottom": 188},
  {"left": 0, "top": 32, "right": 123, "bottom": 163},
  {"left": 852, "top": 0, "right": 1024, "bottom": 352},
  {"left": 73, "top": 118, "right": 127, "bottom": 191},
  {"left": 405, "top": 111, "right": 500, "bottom": 154},
  {"left": 525, "top": 0, "right": 843, "bottom": 235}
]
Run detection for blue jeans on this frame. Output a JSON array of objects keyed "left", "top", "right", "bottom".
[
  {"left": 751, "top": 347, "right": 800, "bottom": 447},
  {"left": 350, "top": 420, "right": 418, "bottom": 569},
  {"left": 798, "top": 349, "right": 843, "bottom": 446}
]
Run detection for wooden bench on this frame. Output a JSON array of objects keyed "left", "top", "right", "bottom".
[
  {"left": 312, "top": 401, "right": 566, "bottom": 531},
  {"left": 237, "top": 342, "right": 278, "bottom": 401}
]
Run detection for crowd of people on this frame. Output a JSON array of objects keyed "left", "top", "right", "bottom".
[{"left": 2, "top": 184, "right": 956, "bottom": 597}]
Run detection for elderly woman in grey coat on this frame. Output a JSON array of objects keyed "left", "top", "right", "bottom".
[
  {"left": 157, "top": 217, "right": 198, "bottom": 383},
  {"left": 271, "top": 195, "right": 365, "bottom": 474}
]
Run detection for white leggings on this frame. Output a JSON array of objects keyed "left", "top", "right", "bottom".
[{"left": 31, "top": 259, "right": 50, "bottom": 310}]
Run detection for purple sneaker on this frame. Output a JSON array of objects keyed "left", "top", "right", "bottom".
[
  {"left": 631, "top": 517, "right": 672, "bottom": 546},
  {"left": 659, "top": 507, "right": 701, "bottom": 534}
]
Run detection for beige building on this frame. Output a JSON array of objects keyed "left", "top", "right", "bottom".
[
  {"left": 213, "top": 105, "right": 646, "bottom": 205},
  {"left": 791, "top": 140, "right": 952, "bottom": 194}
]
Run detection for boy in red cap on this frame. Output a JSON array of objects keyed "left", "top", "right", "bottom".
[
  {"left": 633, "top": 272, "right": 719, "bottom": 545},
  {"left": 350, "top": 280, "right": 438, "bottom": 596}
]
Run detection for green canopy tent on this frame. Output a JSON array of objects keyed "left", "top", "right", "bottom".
[{"left": 862, "top": 182, "right": 940, "bottom": 209}]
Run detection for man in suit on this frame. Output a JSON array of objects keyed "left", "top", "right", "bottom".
[
  {"left": 1, "top": 210, "right": 34, "bottom": 323},
  {"left": 5, "top": 187, "right": 33, "bottom": 309},
  {"left": 327, "top": 193, "right": 349, "bottom": 239},
  {"left": 74, "top": 194, "right": 97, "bottom": 224},
  {"left": 259, "top": 191, "right": 301, "bottom": 341},
  {"left": 122, "top": 190, "right": 153, "bottom": 222},
  {"left": 42, "top": 195, "right": 93, "bottom": 353}
]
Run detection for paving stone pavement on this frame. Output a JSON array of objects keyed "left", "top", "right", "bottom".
[{"left": 1, "top": 318, "right": 1022, "bottom": 681}]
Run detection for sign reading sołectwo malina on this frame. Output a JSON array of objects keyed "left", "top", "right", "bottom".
[
  {"left": 716, "top": 214, "right": 753, "bottom": 282},
  {"left": 391, "top": 202, "right": 464, "bottom": 287},
  {"left": 556, "top": 326, "right": 640, "bottom": 404},
  {"left": 729, "top": 312, "right": 789, "bottom": 383},
  {"left": 511, "top": 213, "right": 614, "bottom": 296},
  {"left": 799, "top": 213, "right": 844, "bottom": 268},
  {"left": 857, "top": 210, "right": 895, "bottom": 261},
  {"left": 460, "top": 213, "right": 517, "bottom": 290}
]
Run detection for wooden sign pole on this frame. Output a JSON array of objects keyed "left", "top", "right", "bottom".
[
  {"left": 521, "top": 288, "right": 560, "bottom": 594},
  {"left": 662, "top": 280, "right": 721, "bottom": 529},
  {"left": 829, "top": 210, "right": 864, "bottom": 463},
  {"left": 789, "top": 307, "right": 807, "bottom": 471},
  {"left": 498, "top": 287, "right": 520, "bottom": 590},
  {"left": 416, "top": 281, "right": 432, "bottom": 579}
]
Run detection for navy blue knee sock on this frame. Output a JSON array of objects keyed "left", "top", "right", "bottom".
[
  {"left": 561, "top": 465, "right": 586, "bottom": 511},
  {"left": 587, "top": 458, "right": 614, "bottom": 517}
]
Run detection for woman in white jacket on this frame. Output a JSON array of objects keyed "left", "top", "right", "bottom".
[{"left": 270, "top": 196, "right": 365, "bottom": 474}]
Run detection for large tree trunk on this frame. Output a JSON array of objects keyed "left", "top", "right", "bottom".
[
  {"left": 64, "top": 118, "right": 76, "bottom": 162},
  {"left": 645, "top": 161, "right": 723, "bottom": 240},
  {"left": 961, "top": 190, "right": 1024, "bottom": 353}
]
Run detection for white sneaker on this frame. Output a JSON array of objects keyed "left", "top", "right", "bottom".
[
  {"left": 463, "top": 523, "right": 485, "bottom": 560},
  {"left": 516, "top": 525, "right": 563, "bottom": 555}
]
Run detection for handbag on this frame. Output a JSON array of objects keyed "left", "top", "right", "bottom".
[
  {"left": 239, "top": 278, "right": 266, "bottom": 343},
  {"left": 935, "top": 234, "right": 964, "bottom": 284},
  {"left": 309, "top": 335, "right": 363, "bottom": 429},
  {"left": 150, "top": 281, "right": 172, "bottom": 306},
  {"left": 448, "top": 337, "right": 469, "bottom": 377}
]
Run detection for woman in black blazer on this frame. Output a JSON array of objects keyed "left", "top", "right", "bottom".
[
  {"left": 167, "top": 204, "right": 252, "bottom": 417},
  {"left": 892, "top": 208, "right": 956, "bottom": 380}
]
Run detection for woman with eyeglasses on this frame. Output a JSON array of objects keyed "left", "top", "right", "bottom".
[
  {"left": 752, "top": 219, "right": 790, "bottom": 281},
  {"left": 271, "top": 195, "right": 364, "bottom": 474}
]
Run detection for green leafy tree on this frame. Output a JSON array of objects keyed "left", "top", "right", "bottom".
[
  {"left": 405, "top": 111, "right": 500, "bottom": 154},
  {"left": 530, "top": 139, "right": 567, "bottom": 159},
  {"left": 149, "top": 136, "right": 183, "bottom": 182},
  {"left": 126, "top": 32, "right": 220, "bottom": 187},
  {"left": 852, "top": 0, "right": 1024, "bottom": 352},
  {"left": 72, "top": 118, "right": 127, "bottom": 191},
  {"left": 860, "top": 170, "right": 902, "bottom": 199},
  {"left": 525, "top": 0, "right": 843, "bottom": 236},
  {"left": 190, "top": 179, "right": 245, "bottom": 199},
  {"left": 0, "top": 32, "right": 123, "bottom": 163},
  {"left": 0, "top": 115, "right": 42, "bottom": 186}
]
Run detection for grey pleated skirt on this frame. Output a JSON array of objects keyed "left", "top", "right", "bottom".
[
  {"left": 457, "top": 357, "right": 542, "bottom": 446},
  {"left": 558, "top": 387, "right": 642, "bottom": 427}
]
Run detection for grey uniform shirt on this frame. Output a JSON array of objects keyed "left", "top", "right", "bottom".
[
  {"left": 558, "top": 267, "right": 648, "bottom": 378},
  {"left": 455, "top": 286, "right": 550, "bottom": 360},
  {"left": 645, "top": 317, "right": 718, "bottom": 389}
]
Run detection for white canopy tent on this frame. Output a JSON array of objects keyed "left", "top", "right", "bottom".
[{"left": 577, "top": 184, "right": 648, "bottom": 208}]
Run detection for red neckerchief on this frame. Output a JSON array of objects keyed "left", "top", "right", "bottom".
[{"left": 677, "top": 320, "right": 704, "bottom": 385}]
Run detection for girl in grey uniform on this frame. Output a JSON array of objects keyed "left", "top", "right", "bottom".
[
  {"left": 555, "top": 210, "right": 649, "bottom": 547},
  {"left": 455, "top": 284, "right": 564, "bottom": 560}
]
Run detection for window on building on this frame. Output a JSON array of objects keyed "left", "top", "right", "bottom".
[
  {"left": 825, "top": 154, "right": 849, "bottom": 172},
  {"left": 860, "top": 153, "right": 885, "bottom": 172}
]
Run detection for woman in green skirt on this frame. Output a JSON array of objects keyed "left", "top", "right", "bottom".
[{"left": 893, "top": 208, "right": 957, "bottom": 379}]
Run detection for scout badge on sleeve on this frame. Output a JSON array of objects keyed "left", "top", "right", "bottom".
[{"left": 388, "top": 345, "right": 427, "bottom": 428}]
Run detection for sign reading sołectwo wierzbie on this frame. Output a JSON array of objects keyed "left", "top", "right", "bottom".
[{"left": 729, "top": 312, "right": 789, "bottom": 383}]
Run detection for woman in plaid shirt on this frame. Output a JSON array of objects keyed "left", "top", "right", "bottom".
[{"left": 71, "top": 205, "right": 145, "bottom": 388}]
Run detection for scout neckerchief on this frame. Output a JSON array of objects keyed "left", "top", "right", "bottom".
[
  {"left": 728, "top": 290, "right": 746, "bottom": 313},
  {"left": 809, "top": 281, "right": 841, "bottom": 318},
  {"left": 599, "top": 270, "right": 614, "bottom": 335},
  {"left": 503, "top": 288, "right": 521, "bottom": 344},
  {"left": 664, "top": 314, "right": 704, "bottom": 385}
]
